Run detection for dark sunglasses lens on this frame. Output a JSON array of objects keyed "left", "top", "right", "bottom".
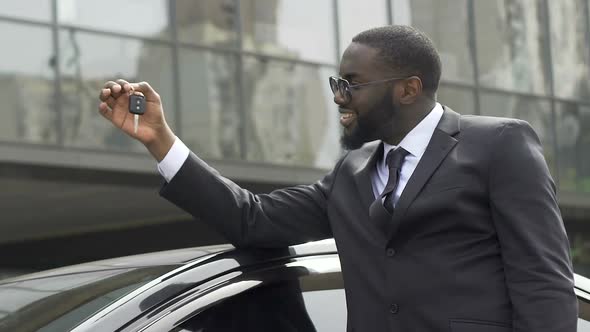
[
  {"left": 338, "top": 80, "right": 349, "bottom": 97},
  {"left": 329, "top": 77, "right": 338, "bottom": 94}
]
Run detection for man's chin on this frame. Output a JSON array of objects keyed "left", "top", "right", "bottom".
[{"left": 340, "top": 132, "right": 367, "bottom": 150}]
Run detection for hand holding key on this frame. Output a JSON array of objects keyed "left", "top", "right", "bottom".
[{"left": 98, "top": 79, "right": 176, "bottom": 162}]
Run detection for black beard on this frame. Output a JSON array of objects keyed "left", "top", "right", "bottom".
[
  {"left": 340, "top": 121, "right": 371, "bottom": 150},
  {"left": 340, "top": 92, "right": 396, "bottom": 150}
]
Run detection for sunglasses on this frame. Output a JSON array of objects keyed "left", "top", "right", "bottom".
[{"left": 329, "top": 76, "right": 410, "bottom": 103}]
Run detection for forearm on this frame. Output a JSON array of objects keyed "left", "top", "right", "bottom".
[{"left": 159, "top": 153, "right": 334, "bottom": 248}]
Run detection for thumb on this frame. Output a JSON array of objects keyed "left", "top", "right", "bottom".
[{"left": 129, "top": 81, "right": 160, "bottom": 103}]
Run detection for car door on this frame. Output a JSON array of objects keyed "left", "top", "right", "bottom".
[
  {"left": 133, "top": 254, "right": 347, "bottom": 332},
  {"left": 577, "top": 287, "right": 590, "bottom": 331}
]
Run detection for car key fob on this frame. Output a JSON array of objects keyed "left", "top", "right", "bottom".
[{"left": 129, "top": 94, "right": 146, "bottom": 115}]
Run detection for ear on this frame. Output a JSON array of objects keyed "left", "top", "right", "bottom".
[{"left": 398, "top": 76, "right": 423, "bottom": 105}]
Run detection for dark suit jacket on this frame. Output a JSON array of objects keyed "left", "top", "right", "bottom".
[{"left": 160, "top": 107, "right": 578, "bottom": 332}]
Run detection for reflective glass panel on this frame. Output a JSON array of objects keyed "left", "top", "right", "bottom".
[
  {"left": 176, "top": 272, "right": 345, "bottom": 331},
  {"left": 338, "top": 0, "right": 388, "bottom": 55},
  {"left": 57, "top": 0, "right": 171, "bottom": 39},
  {"left": 58, "top": 30, "right": 175, "bottom": 151},
  {"left": 0, "top": 22, "right": 57, "bottom": 145},
  {"left": 243, "top": 57, "right": 340, "bottom": 168},
  {"left": 577, "top": 292, "right": 590, "bottom": 331},
  {"left": 0, "top": 0, "right": 51, "bottom": 22},
  {"left": 556, "top": 103, "right": 590, "bottom": 193},
  {"left": 437, "top": 85, "right": 476, "bottom": 115},
  {"left": 174, "top": 0, "right": 238, "bottom": 47},
  {"left": 479, "top": 93, "right": 555, "bottom": 174},
  {"left": 391, "top": 0, "right": 474, "bottom": 83},
  {"left": 549, "top": 0, "right": 590, "bottom": 100},
  {"left": 241, "top": 0, "right": 337, "bottom": 64},
  {"left": 0, "top": 266, "right": 176, "bottom": 332},
  {"left": 579, "top": 316, "right": 590, "bottom": 330},
  {"left": 178, "top": 49, "right": 241, "bottom": 160},
  {"left": 573, "top": 230, "right": 590, "bottom": 276},
  {"left": 300, "top": 288, "right": 347, "bottom": 331},
  {"left": 474, "top": 0, "right": 551, "bottom": 95}
]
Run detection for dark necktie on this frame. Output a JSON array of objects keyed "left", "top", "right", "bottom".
[{"left": 369, "top": 147, "right": 410, "bottom": 233}]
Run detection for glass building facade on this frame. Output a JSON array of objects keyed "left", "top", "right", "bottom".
[{"left": 1, "top": 0, "right": 590, "bottom": 271}]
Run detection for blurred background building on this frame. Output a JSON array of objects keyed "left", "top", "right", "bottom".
[{"left": 0, "top": 0, "right": 589, "bottom": 277}]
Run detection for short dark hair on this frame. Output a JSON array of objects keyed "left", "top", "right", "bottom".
[{"left": 352, "top": 25, "right": 442, "bottom": 93}]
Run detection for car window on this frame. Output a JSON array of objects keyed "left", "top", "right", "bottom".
[
  {"left": 173, "top": 273, "right": 346, "bottom": 332},
  {"left": 0, "top": 266, "right": 177, "bottom": 332},
  {"left": 579, "top": 296, "right": 590, "bottom": 331}
]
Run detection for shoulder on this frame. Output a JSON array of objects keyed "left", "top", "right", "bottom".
[{"left": 457, "top": 114, "right": 535, "bottom": 138}]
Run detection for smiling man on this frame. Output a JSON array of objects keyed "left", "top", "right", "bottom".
[{"left": 98, "top": 25, "right": 577, "bottom": 331}]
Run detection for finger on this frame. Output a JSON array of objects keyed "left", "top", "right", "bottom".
[
  {"left": 100, "top": 81, "right": 119, "bottom": 100},
  {"left": 115, "top": 79, "right": 133, "bottom": 94},
  {"left": 105, "top": 96, "right": 117, "bottom": 109},
  {"left": 103, "top": 80, "right": 123, "bottom": 98},
  {"left": 99, "top": 88, "right": 111, "bottom": 102},
  {"left": 111, "top": 84, "right": 122, "bottom": 98},
  {"left": 130, "top": 81, "right": 158, "bottom": 101},
  {"left": 103, "top": 81, "right": 117, "bottom": 89},
  {"left": 98, "top": 102, "right": 113, "bottom": 120}
]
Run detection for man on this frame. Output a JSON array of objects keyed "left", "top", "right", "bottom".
[{"left": 98, "top": 26, "right": 577, "bottom": 331}]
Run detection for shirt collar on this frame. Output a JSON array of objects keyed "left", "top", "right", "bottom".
[{"left": 382, "top": 102, "right": 445, "bottom": 162}]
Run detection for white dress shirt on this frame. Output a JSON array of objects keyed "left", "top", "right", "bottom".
[
  {"left": 157, "top": 137, "right": 190, "bottom": 183},
  {"left": 157, "top": 103, "right": 445, "bottom": 207},
  {"left": 371, "top": 103, "right": 444, "bottom": 206}
]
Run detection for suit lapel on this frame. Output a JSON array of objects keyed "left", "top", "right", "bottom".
[
  {"left": 386, "top": 107, "right": 461, "bottom": 240},
  {"left": 352, "top": 141, "right": 382, "bottom": 213}
]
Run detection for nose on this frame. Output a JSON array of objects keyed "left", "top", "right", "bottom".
[{"left": 333, "top": 90, "right": 347, "bottom": 106}]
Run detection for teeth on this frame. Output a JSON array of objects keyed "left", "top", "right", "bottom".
[{"left": 342, "top": 113, "right": 353, "bottom": 119}]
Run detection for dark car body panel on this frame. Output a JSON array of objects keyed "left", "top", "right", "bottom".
[{"left": 1, "top": 239, "right": 589, "bottom": 332}]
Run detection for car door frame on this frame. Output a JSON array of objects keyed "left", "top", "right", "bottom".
[{"left": 129, "top": 254, "right": 343, "bottom": 332}]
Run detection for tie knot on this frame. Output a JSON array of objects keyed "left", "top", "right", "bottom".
[{"left": 386, "top": 147, "right": 409, "bottom": 171}]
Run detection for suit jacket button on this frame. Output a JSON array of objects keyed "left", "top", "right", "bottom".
[
  {"left": 390, "top": 304, "right": 399, "bottom": 314},
  {"left": 386, "top": 248, "right": 396, "bottom": 257}
]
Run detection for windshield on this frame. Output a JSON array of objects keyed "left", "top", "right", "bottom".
[{"left": 0, "top": 265, "right": 177, "bottom": 332}]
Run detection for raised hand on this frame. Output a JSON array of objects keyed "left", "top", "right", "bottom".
[{"left": 98, "top": 79, "right": 176, "bottom": 161}]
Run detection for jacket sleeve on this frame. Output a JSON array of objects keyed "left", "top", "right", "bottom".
[
  {"left": 489, "top": 119, "right": 578, "bottom": 331},
  {"left": 160, "top": 152, "right": 345, "bottom": 248}
]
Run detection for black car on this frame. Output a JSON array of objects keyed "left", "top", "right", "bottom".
[{"left": 0, "top": 239, "right": 588, "bottom": 331}]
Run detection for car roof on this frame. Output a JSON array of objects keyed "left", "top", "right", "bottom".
[
  {"left": 70, "top": 239, "right": 339, "bottom": 331},
  {"left": 0, "top": 244, "right": 235, "bottom": 284}
]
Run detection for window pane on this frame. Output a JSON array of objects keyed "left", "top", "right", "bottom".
[
  {"left": 0, "top": 22, "right": 57, "bottom": 145},
  {"left": 241, "top": 0, "right": 336, "bottom": 64},
  {"left": 580, "top": 319, "right": 590, "bottom": 331},
  {"left": 474, "top": 0, "right": 551, "bottom": 95},
  {"left": 0, "top": 0, "right": 51, "bottom": 22},
  {"left": 578, "top": 296, "right": 590, "bottom": 330},
  {"left": 57, "top": 0, "right": 171, "bottom": 39},
  {"left": 0, "top": 266, "right": 175, "bottom": 332},
  {"left": 178, "top": 49, "right": 241, "bottom": 160},
  {"left": 391, "top": 0, "right": 474, "bottom": 83},
  {"left": 174, "top": 0, "right": 238, "bottom": 47},
  {"left": 479, "top": 93, "right": 555, "bottom": 174},
  {"left": 549, "top": 0, "right": 590, "bottom": 100},
  {"left": 437, "top": 85, "right": 476, "bottom": 115},
  {"left": 556, "top": 103, "right": 590, "bottom": 193},
  {"left": 243, "top": 57, "right": 340, "bottom": 168},
  {"left": 59, "top": 30, "right": 176, "bottom": 152},
  {"left": 338, "top": 0, "right": 388, "bottom": 55},
  {"left": 177, "top": 276, "right": 345, "bottom": 332},
  {"left": 301, "top": 289, "right": 347, "bottom": 331}
]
